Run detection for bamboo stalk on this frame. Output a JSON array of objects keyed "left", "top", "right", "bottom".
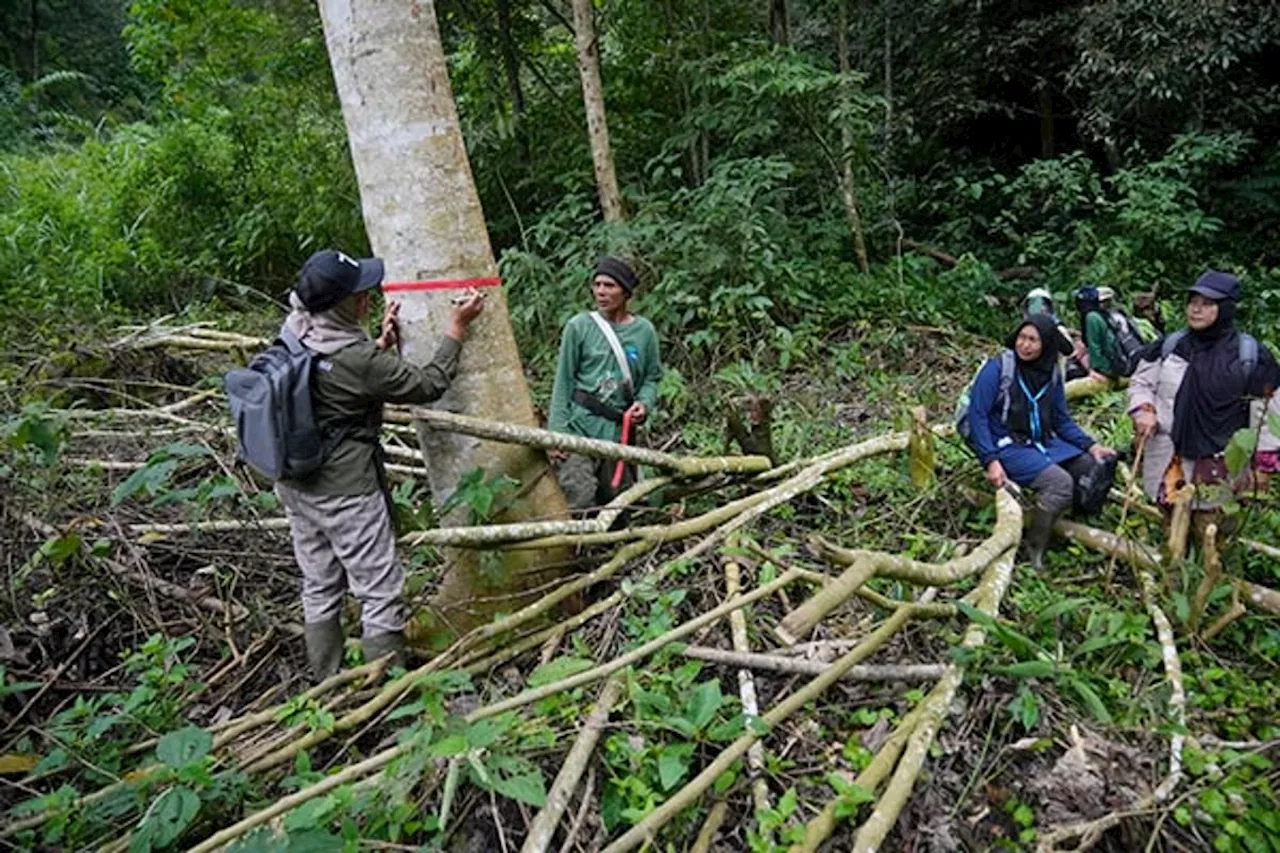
[
  {"left": 520, "top": 678, "right": 624, "bottom": 853},
  {"left": 185, "top": 747, "right": 399, "bottom": 853},
  {"left": 689, "top": 800, "right": 729, "bottom": 853},
  {"left": 469, "top": 570, "right": 802, "bottom": 723}
]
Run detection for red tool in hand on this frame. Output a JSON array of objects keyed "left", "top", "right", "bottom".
[{"left": 612, "top": 408, "right": 635, "bottom": 489}]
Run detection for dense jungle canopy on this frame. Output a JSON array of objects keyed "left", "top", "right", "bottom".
[{"left": 1, "top": 1, "right": 1279, "bottom": 852}]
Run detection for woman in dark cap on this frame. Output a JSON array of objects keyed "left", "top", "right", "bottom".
[
  {"left": 1128, "top": 271, "right": 1280, "bottom": 540},
  {"left": 966, "top": 314, "right": 1117, "bottom": 568}
]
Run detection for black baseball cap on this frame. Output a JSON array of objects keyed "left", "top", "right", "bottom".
[
  {"left": 294, "top": 249, "right": 386, "bottom": 312},
  {"left": 1188, "top": 270, "right": 1241, "bottom": 302}
]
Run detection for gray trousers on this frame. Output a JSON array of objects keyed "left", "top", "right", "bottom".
[
  {"left": 557, "top": 453, "right": 636, "bottom": 512},
  {"left": 276, "top": 484, "right": 404, "bottom": 636},
  {"left": 1029, "top": 454, "right": 1094, "bottom": 514}
]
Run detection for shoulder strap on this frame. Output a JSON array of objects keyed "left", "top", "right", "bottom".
[
  {"left": 1239, "top": 334, "right": 1258, "bottom": 376},
  {"left": 589, "top": 312, "right": 634, "bottom": 393},
  {"left": 998, "top": 350, "right": 1017, "bottom": 425},
  {"left": 1161, "top": 329, "right": 1189, "bottom": 359}
]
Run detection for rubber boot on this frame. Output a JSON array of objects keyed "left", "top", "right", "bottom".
[
  {"left": 362, "top": 631, "right": 405, "bottom": 668},
  {"left": 304, "top": 618, "right": 344, "bottom": 681},
  {"left": 1023, "top": 505, "right": 1058, "bottom": 571}
]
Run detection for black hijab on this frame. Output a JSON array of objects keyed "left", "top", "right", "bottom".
[
  {"left": 1004, "top": 315, "right": 1070, "bottom": 440},
  {"left": 1170, "top": 297, "right": 1247, "bottom": 459}
]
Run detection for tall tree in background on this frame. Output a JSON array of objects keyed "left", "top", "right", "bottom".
[
  {"left": 571, "top": 0, "right": 625, "bottom": 221},
  {"left": 836, "top": 0, "right": 869, "bottom": 271},
  {"left": 316, "top": 0, "right": 570, "bottom": 642}
]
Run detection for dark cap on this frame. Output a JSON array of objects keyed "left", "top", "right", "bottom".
[
  {"left": 594, "top": 256, "right": 639, "bottom": 294},
  {"left": 294, "top": 249, "right": 385, "bottom": 312},
  {"left": 1188, "top": 270, "right": 1241, "bottom": 302}
]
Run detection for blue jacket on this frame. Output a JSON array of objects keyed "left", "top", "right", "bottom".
[{"left": 968, "top": 355, "right": 1096, "bottom": 485}]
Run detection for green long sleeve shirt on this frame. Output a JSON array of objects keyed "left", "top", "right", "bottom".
[
  {"left": 548, "top": 312, "right": 662, "bottom": 441},
  {"left": 1084, "top": 311, "right": 1119, "bottom": 376},
  {"left": 282, "top": 337, "right": 461, "bottom": 496}
]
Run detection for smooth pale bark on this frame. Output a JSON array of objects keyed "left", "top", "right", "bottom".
[
  {"left": 571, "top": 0, "right": 625, "bottom": 221},
  {"left": 836, "top": 0, "right": 870, "bottom": 272},
  {"left": 316, "top": 0, "right": 569, "bottom": 643}
]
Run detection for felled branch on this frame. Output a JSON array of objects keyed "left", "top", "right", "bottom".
[
  {"left": 683, "top": 646, "right": 945, "bottom": 682},
  {"left": 778, "top": 488, "right": 1021, "bottom": 642},
  {"left": 520, "top": 678, "right": 623, "bottom": 853},
  {"left": 407, "top": 407, "right": 772, "bottom": 477}
]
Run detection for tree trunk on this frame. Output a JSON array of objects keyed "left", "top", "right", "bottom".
[
  {"left": 570, "top": 0, "right": 625, "bottom": 222},
  {"left": 836, "top": 0, "right": 869, "bottom": 272},
  {"left": 316, "top": 0, "right": 570, "bottom": 644},
  {"left": 769, "top": 0, "right": 789, "bottom": 45},
  {"left": 1038, "top": 83, "right": 1055, "bottom": 158}
]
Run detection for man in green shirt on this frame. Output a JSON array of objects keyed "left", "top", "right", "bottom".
[
  {"left": 277, "top": 249, "right": 485, "bottom": 679},
  {"left": 1075, "top": 285, "right": 1120, "bottom": 378},
  {"left": 548, "top": 257, "right": 662, "bottom": 510}
]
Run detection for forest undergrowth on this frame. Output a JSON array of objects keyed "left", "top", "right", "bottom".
[{"left": 1, "top": 310, "right": 1276, "bottom": 853}]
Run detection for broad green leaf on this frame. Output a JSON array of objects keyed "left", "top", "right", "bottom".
[
  {"left": 490, "top": 768, "right": 547, "bottom": 807},
  {"left": 527, "top": 656, "right": 594, "bottom": 688},
  {"left": 657, "top": 746, "right": 690, "bottom": 791},
  {"left": 466, "top": 715, "right": 513, "bottom": 749},
  {"left": 1225, "top": 428, "right": 1256, "bottom": 477},
  {"left": 156, "top": 727, "right": 212, "bottom": 769},
  {"left": 283, "top": 794, "right": 338, "bottom": 831},
  {"left": 112, "top": 459, "right": 178, "bottom": 506},
  {"left": 428, "top": 733, "right": 468, "bottom": 758},
  {"left": 685, "top": 679, "right": 724, "bottom": 731},
  {"left": 136, "top": 786, "right": 200, "bottom": 849}
]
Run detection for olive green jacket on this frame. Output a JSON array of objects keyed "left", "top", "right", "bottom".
[{"left": 281, "top": 337, "right": 461, "bottom": 495}]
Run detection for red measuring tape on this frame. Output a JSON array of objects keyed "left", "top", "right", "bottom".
[{"left": 381, "top": 276, "right": 501, "bottom": 293}]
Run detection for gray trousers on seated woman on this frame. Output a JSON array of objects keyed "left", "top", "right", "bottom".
[
  {"left": 1024, "top": 454, "right": 1093, "bottom": 568},
  {"left": 1030, "top": 454, "right": 1094, "bottom": 513}
]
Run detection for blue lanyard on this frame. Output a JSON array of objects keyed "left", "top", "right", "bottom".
[{"left": 1016, "top": 373, "right": 1050, "bottom": 455}]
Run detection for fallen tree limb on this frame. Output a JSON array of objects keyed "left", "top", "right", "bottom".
[
  {"left": 725, "top": 559, "right": 770, "bottom": 814},
  {"left": 682, "top": 646, "right": 946, "bottom": 682},
  {"left": 779, "top": 488, "right": 1021, "bottom": 642},
  {"left": 600, "top": 603, "right": 923, "bottom": 853},
  {"left": 520, "top": 678, "right": 623, "bottom": 853},
  {"left": 790, "top": 703, "right": 928, "bottom": 852},
  {"left": 851, "top": 547, "right": 1018, "bottom": 851},
  {"left": 408, "top": 407, "right": 772, "bottom": 477}
]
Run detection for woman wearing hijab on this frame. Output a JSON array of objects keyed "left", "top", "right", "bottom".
[
  {"left": 967, "top": 314, "right": 1117, "bottom": 568},
  {"left": 1128, "top": 271, "right": 1280, "bottom": 539}
]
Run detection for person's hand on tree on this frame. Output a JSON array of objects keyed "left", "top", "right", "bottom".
[
  {"left": 1131, "top": 405, "right": 1157, "bottom": 439},
  {"left": 376, "top": 300, "right": 401, "bottom": 351},
  {"left": 1088, "top": 443, "right": 1117, "bottom": 462},
  {"left": 625, "top": 401, "right": 647, "bottom": 425},
  {"left": 985, "top": 459, "right": 1007, "bottom": 489},
  {"left": 445, "top": 289, "right": 486, "bottom": 341}
]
